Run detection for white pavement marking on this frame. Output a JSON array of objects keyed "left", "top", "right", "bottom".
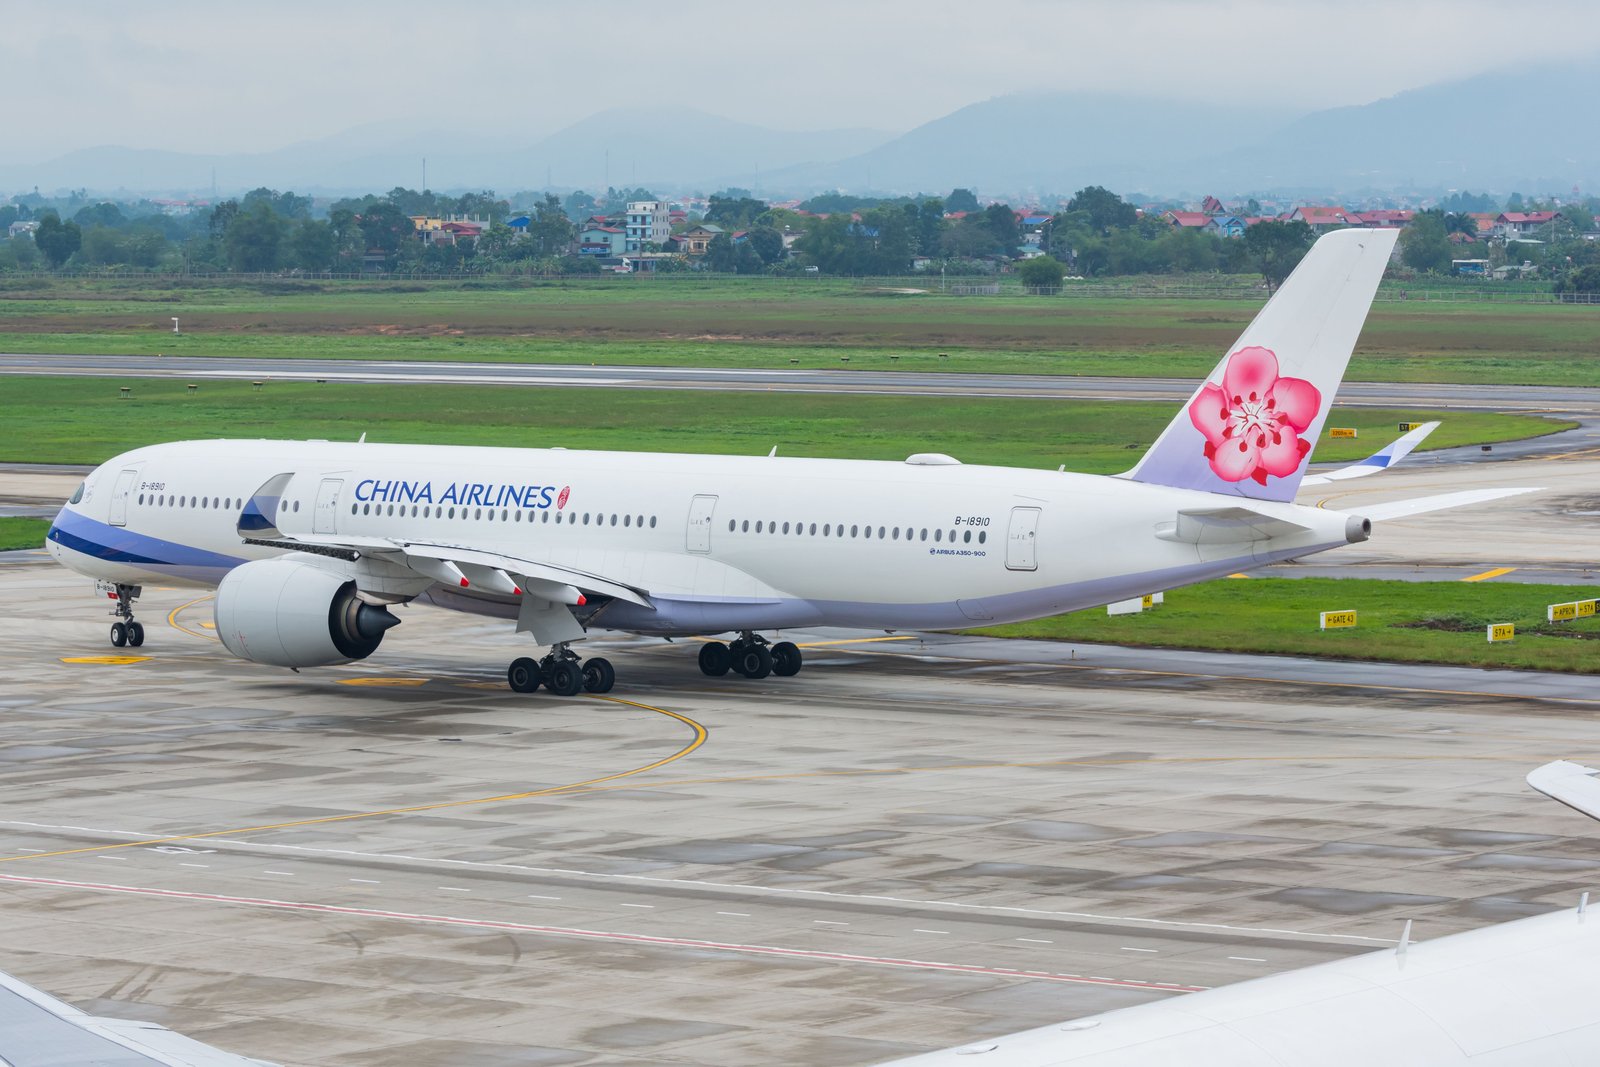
[
  {"left": 1122, "top": 947, "right": 1159, "bottom": 953},
  {"left": 0, "top": 819, "right": 1397, "bottom": 947},
  {"left": 350, "top": 879, "right": 379, "bottom": 884},
  {"left": 620, "top": 903, "right": 653, "bottom": 908},
  {"left": 1016, "top": 938, "right": 1054, "bottom": 944},
  {"left": 1228, "top": 956, "right": 1267, "bottom": 962},
  {"left": 717, "top": 911, "right": 750, "bottom": 917},
  {"left": 179, "top": 863, "right": 209, "bottom": 868},
  {"left": 0, "top": 871, "right": 1207, "bottom": 994},
  {"left": 814, "top": 920, "right": 849, "bottom": 926},
  {"left": 914, "top": 929, "right": 949, "bottom": 935},
  {"left": 439, "top": 887, "right": 470, "bottom": 893}
]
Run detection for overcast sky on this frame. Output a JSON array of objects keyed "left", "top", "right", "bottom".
[{"left": 8, "top": 0, "right": 1596, "bottom": 160}]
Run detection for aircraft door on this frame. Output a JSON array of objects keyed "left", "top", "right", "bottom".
[
  {"left": 108, "top": 469, "right": 139, "bottom": 527},
  {"left": 1006, "top": 506, "right": 1040, "bottom": 571},
  {"left": 686, "top": 494, "right": 718, "bottom": 553},
  {"left": 314, "top": 478, "right": 344, "bottom": 535}
]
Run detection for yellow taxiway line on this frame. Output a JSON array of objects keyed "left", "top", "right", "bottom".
[
  {"left": 0, "top": 695, "right": 707, "bottom": 865},
  {"left": 1462, "top": 567, "right": 1517, "bottom": 582}
]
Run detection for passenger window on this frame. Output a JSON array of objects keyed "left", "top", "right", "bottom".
[
  {"left": 782, "top": 522, "right": 790, "bottom": 534},
  {"left": 978, "top": 531, "right": 987, "bottom": 544},
  {"left": 650, "top": 516, "right": 657, "bottom": 528},
  {"left": 756, "top": 521, "right": 763, "bottom": 533},
  {"left": 809, "top": 523, "right": 817, "bottom": 535},
  {"left": 851, "top": 525, "right": 859, "bottom": 537},
  {"left": 934, "top": 529, "right": 942, "bottom": 542},
  {"left": 610, "top": 514, "right": 618, "bottom": 526},
  {"left": 963, "top": 530, "right": 972, "bottom": 543}
]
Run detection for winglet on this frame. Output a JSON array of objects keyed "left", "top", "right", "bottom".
[
  {"left": 238, "top": 472, "right": 293, "bottom": 538},
  {"left": 1301, "top": 421, "right": 1440, "bottom": 486}
]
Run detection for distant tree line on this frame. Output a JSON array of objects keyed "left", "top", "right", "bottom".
[{"left": 2, "top": 182, "right": 1597, "bottom": 292}]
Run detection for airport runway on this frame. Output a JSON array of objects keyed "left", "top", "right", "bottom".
[
  {"left": 1, "top": 562, "right": 1598, "bottom": 1065},
  {"left": 3, "top": 351, "right": 1600, "bottom": 417}
]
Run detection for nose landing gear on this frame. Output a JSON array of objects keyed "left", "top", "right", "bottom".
[
  {"left": 699, "top": 633, "right": 803, "bottom": 679},
  {"left": 107, "top": 584, "right": 145, "bottom": 648},
  {"left": 505, "top": 644, "right": 615, "bottom": 696}
]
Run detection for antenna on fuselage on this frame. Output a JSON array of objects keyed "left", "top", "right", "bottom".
[
  {"left": 358, "top": 433, "right": 367, "bottom": 444},
  {"left": 767, "top": 445, "right": 778, "bottom": 457}
]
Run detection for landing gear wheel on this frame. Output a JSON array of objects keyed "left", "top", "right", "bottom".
[
  {"left": 507, "top": 656, "right": 542, "bottom": 693},
  {"left": 734, "top": 643, "right": 773, "bottom": 679},
  {"left": 698, "top": 642, "right": 732, "bottom": 677},
  {"left": 547, "top": 659, "right": 583, "bottom": 697},
  {"left": 110, "top": 622, "right": 127, "bottom": 648},
  {"left": 770, "top": 641, "right": 801, "bottom": 677},
  {"left": 126, "top": 621, "right": 145, "bottom": 648},
  {"left": 582, "top": 657, "right": 616, "bottom": 693}
]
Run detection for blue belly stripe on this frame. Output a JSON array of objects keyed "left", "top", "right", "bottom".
[{"left": 49, "top": 509, "right": 246, "bottom": 570}]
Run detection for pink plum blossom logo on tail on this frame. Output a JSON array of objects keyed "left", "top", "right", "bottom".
[{"left": 1188, "top": 346, "right": 1320, "bottom": 486}]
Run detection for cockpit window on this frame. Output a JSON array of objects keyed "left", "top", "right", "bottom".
[{"left": 69, "top": 482, "right": 85, "bottom": 504}]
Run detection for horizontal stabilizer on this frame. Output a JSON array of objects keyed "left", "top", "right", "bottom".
[
  {"left": 1301, "top": 421, "right": 1440, "bottom": 486},
  {"left": 1527, "top": 760, "right": 1600, "bottom": 822},
  {"left": 1157, "top": 507, "right": 1311, "bottom": 544},
  {"left": 1356, "top": 487, "right": 1542, "bottom": 523}
]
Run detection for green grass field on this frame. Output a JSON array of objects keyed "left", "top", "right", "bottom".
[
  {"left": 0, "top": 376, "right": 1568, "bottom": 467},
  {"left": 2, "top": 276, "right": 1597, "bottom": 386},
  {"left": 0, "top": 517, "right": 48, "bottom": 551},
  {"left": 974, "top": 578, "right": 1600, "bottom": 673}
]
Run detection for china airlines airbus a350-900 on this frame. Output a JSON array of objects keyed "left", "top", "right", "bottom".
[{"left": 43, "top": 228, "right": 1527, "bottom": 694}]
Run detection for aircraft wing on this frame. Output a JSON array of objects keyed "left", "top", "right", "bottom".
[
  {"left": 0, "top": 966, "right": 277, "bottom": 1066},
  {"left": 1301, "top": 421, "right": 1440, "bottom": 486},
  {"left": 1527, "top": 760, "right": 1600, "bottom": 821},
  {"left": 241, "top": 531, "right": 653, "bottom": 609}
]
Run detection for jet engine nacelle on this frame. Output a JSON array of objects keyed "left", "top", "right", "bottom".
[{"left": 214, "top": 558, "right": 399, "bottom": 668}]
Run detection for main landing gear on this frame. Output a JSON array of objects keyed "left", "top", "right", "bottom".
[
  {"left": 698, "top": 633, "right": 802, "bottom": 680},
  {"left": 506, "top": 644, "right": 615, "bottom": 696},
  {"left": 107, "top": 583, "right": 145, "bottom": 648}
]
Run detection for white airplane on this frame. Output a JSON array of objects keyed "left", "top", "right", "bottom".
[
  {"left": 43, "top": 228, "right": 1526, "bottom": 693},
  {"left": 876, "top": 760, "right": 1600, "bottom": 1066}
]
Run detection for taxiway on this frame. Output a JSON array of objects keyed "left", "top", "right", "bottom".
[{"left": 0, "top": 561, "right": 1597, "bottom": 1065}]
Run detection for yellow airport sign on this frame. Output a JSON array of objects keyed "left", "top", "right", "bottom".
[
  {"left": 1397, "top": 422, "right": 1421, "bottom": 431},
  {"left": 1320, "top": 609, "right": 1357, "bottom": 630},
  {"left": 1547, "top": 599, "right": 1597, "bottom": 622},
  {"left": 1328, "top": 427, "right": 1359, "bottom": 439},
  {"left": 1487, "top": 623, "right": 1515, "bottom": 642}
]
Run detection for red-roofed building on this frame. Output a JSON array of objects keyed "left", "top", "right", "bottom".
[
  {"left": 1496, "top": 211, "right": 1561, "bottom": 237},
  {"left": 1287, "top": 206, "right": 1359, "bottom": 231},
  {"left": 1163, "top": 210, "right": 1212, "bottom": 229},
  {"left": 1356, "top": 210, "right": 1414, "bottom": 228}
]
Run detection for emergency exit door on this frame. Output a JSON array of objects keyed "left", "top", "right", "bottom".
[{"left": 314, "top": 478, "right": 344, "bottom": 535}]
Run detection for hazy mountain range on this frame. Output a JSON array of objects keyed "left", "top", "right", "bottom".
[{"left": 4, "top": 60, "right": 1596, "bottom": 200}]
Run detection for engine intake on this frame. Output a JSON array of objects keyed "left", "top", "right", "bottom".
[{"left": 215, "top": 558, "right": 399, "bottom": 668}]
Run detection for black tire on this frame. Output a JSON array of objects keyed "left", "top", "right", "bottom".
[
  {"left": 771, "top": 640, "right": 801, "bottom": 677},
  {"left": 582, "top": 657, "right": 616, "bottom": 693},
  {"left": 548, "top": 659, "right": 583, "bottom": 697},
  {"left": 110, "top": 622, "right": 127, "bottom": 648},
  {"left": 126, "top": 621, "right": 145, "bottom": 647},
  {"left": 698, "top": 642, "right": 731, "bottom": 677},
  {"left": 735, "top": 644, "right": 772, "bottom": 679},
  {"left": 507, "top": 656, "right": 542, "bottom": 693}
]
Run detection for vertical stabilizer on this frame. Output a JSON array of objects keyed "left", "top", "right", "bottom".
[{"left": 1126, "top": 228, "right": 1399, "bottom": 502}]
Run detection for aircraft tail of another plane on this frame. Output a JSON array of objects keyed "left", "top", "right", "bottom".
[{"left": 1125, "top": 227, "right": 1400, "bottom": 503}]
